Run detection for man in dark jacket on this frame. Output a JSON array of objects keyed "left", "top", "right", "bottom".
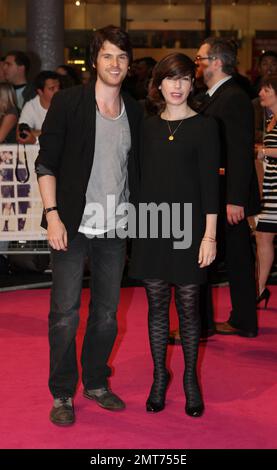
[
  {"left": 195, "top": 37, "right": 260, "bottom": 338},
  {"left": 35, "top": 25, "right": 142, "bottom": 426}
]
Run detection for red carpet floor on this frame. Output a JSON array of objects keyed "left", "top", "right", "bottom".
[{"left": 0, "top": 286, "right": 277, "bottom": 449}]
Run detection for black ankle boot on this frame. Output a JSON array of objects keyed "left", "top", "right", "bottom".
[
  {"left": 146, "top": 371, "right": 170, "bottom": 413},
  {"left": 185, "top": 402, "right": 204, "bottom": 417},
  {"left": 184, "top": 374, "right": 204, "bottom": 418}
]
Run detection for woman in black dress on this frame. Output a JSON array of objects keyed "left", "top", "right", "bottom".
[{"left": 129, "top": 53, "right": 220, "bottom": 417}]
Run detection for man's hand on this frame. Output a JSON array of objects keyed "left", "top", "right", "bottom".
[
  {"left": 226, "top": 204, "right": 245, "bottom": 225},
  {"left": 46, "top": 211, "right": 68, "bottom": 251}
]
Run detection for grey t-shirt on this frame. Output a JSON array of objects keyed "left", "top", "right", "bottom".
[{"left": 79, "top": 101, "right": 131, "bottom": 235}]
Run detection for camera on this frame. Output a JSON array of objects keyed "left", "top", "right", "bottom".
[{"left": 18, "top": 123, "right": 31, "bottom": 139}]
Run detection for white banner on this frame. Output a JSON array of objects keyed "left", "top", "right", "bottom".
[{"left": 0, "top": 144, "right": 46, "bottom": 241}]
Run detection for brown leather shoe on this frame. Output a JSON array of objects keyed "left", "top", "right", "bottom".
[
  {"left": 50, "top": 397, "right": 75, "bottom": 426},
  {"left": 83, "top": 388, "right": 125, "bottom": 411},
  {"left": 168, "top": 329, "right": 181, "bottom": 345},
  {"left": 169, "top": 328, "right": 216, "bottom": 344},
  {"left": 215, "top": 321, "right": 257, "bottom": 338},
  {"left": 215, "top": 321, "right": 240, "bottom": 335}
]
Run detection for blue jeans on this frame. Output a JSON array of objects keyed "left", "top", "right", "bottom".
[{"left": 48, "top": 232, "right": 126, "bottom": 398}]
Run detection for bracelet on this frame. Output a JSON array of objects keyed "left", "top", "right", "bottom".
[
  {"left": 44, "top": 206, "right": 58, "bottom": 215},
  {"left": 262, "top": 147, "right": 266, "bottom": 159},
  {"left": 202, "top": 237, "right": 216, "bottom": 243}
]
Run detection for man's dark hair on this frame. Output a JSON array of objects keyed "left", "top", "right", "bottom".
[
  {"left": 34, "top": 71, "right": 60, "bottom": 92},
  {"left": 57, "top": 65, "right": 81, "bottom": 85},
  {"left": 139, "top": 57, "right": 157, "bottom": 68},
  {"left": 5, "top": 50, "right": 31, "bottom": 74},
  {"left": 90, "top": 25, "right": 133, "bottom": 67},
  {"left": 259, "top": 50, "right": 277, "bottom": 65},
  {"left": 202, "top": 37, "right": 237, "bottom": 75}
]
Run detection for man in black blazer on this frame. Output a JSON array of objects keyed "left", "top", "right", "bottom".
[
  {"left": 195, "top": 38, "right": 260, "bottom": 338},
  {"left": 35, "top": 26, "right": 142, "bottom": 426}
]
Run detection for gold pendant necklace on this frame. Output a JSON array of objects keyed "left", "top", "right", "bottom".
[{"left": 166, "top": 119, "right": 185, "bottom": 141}]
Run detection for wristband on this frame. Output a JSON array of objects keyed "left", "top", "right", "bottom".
[
  {"left": 202, "top": 237, "right": 216, "bottom": 243},
  {"left": 44, "top": 206, "right": 58, "bottom": 215},
  {"left": 262, "top": 147, "right": 266, "bottom": 159}
]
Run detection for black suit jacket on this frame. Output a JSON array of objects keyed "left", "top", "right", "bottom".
[
  {"left": 35, "top": 82, "right": 143, "bottom": 241},
  {"left": 200, "top": 78, "right": 260, "bottom": 216}
]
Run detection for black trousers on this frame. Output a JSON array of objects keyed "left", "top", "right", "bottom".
[
  {"left": 48, "top": 232, "right": 126, "bottom": 398},
  {"left": 200, "top": 216, "right": 258, "bottom": 334}
]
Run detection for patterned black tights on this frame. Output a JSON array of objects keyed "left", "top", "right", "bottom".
[
  {"left": 144, "top": 279, "right": 202, "bottom": 407},
  {"left": 175, "top": 283, "right": 202, "bottom": 407}
]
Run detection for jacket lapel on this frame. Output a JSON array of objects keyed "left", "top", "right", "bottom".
[
  {"left": 81, "top": 83, "right": 96, "bottom": 182},
  {"left": 200, "top": 78, "right": 235, "bottom": 111},
  {"left": 122, "top": 92, "right": 136, "bottom": 152},
  {"left": 82, "top": 82, "right": 96, "bottom": 149}
]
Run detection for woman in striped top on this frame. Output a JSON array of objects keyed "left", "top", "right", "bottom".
[{"left": 256, "top": 74, "right": 277, "bottom": 307}]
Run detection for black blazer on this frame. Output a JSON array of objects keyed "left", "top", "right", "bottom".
[
  {"left": 200, "top": 78, "right": 260, "bottom": 216},
  {"left": 35, "top": 82, "right": 143, "bottom": 241}
]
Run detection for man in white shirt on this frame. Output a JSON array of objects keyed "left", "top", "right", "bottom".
[{"left": 17, "top": 71, "right": 60, "bottom": 145}]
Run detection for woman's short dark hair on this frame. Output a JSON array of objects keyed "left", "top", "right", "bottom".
[
  {"left": 260, "top": 74, "right": 277, "bottom": 95},
  {"left": 147, "top": 53, "right": 196, "bottom": 114},
  {"left": 90, "top": 25, "right": 133, "bottom": 67}
]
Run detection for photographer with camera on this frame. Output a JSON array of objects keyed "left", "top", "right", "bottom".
[{"left": 17, "top": 70, "right": 60, "bottom": 145}]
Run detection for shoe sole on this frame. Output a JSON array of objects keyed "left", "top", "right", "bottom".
[
  {"left": 238, "top": 331, "right": 257, "bottom": 338},
  {"left": 146, "top": 405, "right": 165, "bottom": 413},
  {"left": 185, "top": 410, "right": 204, "bottom": 418},
  {"left": 49, "top": 415, "right": 75, "bottom": 426},
  {"left": 216, "top": 330, "right": 258, "bottom": 338},
  {"left": 83, "top": 391, "right": 126, "bottom": 411},
  {"left": 216, "top": 330, "right": 239, "bottom": 335},
  {"left": 216, "top": 329, "right": 257, "bottom": 337}
]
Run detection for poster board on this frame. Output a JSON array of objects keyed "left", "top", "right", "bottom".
[{"left": 0, "top": 144, "right": 46, "bottom": 241}]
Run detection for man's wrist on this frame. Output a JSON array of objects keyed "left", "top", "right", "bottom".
[{"left": 44, "top": 206, "right": 58, "bottom": 216}]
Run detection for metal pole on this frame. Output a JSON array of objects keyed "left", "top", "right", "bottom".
[
  {"left": 26, "top": 0, "right": 64, "bottom": 71},
  {"left": 120, "top": 0, "right": 127, "bottom": 32},
  {"left": 205, "top": 0, "right": 212, "bottom": 38}
]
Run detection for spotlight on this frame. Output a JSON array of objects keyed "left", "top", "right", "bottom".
[{"left": 75, "top": 1, "right": 81, "bottom": 6}]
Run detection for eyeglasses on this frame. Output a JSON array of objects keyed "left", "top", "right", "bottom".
[{"left": 194, "top": 55, "right": 216, "bottom": 62}]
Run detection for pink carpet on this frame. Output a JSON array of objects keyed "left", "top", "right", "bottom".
[{"left": 0, "top": 286, "right": 277, "bottom": 449}]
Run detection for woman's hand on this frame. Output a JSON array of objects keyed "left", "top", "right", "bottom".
[
  {"left": 255, "top": 144, "right": 265, "bottom": 160},
  {"left": 257, "top": 148, "right": 266, "bottom": 161},
  {"left": 198, "top": 239, "right": 216, "bottom": 268}
]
